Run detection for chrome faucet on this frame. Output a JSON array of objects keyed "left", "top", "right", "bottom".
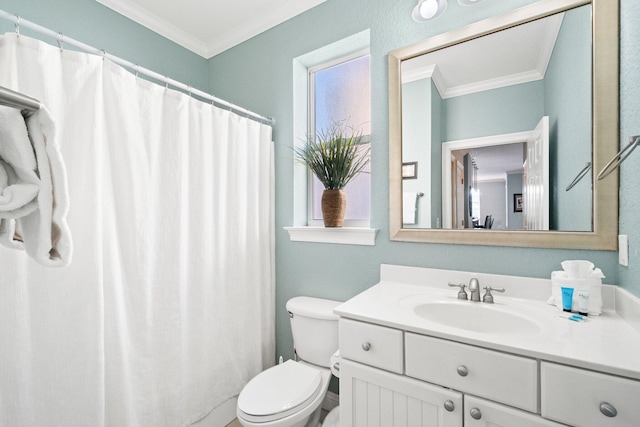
[
  {"left": 468, "top": 278, "right": 481, "bottom": 302},
  {"left": 449, "top": 279, "right": 506, "bottom": 303}
]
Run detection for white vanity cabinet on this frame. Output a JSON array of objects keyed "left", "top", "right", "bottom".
[
  {"left": 335, "top": 265, "right": 640, "bottom": 427},
  {"left": 339, "top": 319, "right": 562, "bottom": 427}
]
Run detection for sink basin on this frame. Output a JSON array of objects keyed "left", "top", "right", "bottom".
[{"left": 413, "top": 301, "right": 541, "bottom": 335}]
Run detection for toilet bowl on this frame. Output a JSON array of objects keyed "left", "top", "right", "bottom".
[
  {"left": 237, "top": 360, "right": 331, "bottom": 427},
  {"left": 236, "top": 297, "right": 341, "bottom": 427}
]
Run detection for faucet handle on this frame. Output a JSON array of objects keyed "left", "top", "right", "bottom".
[
  {"left": 482, "top": 286, "right": 505, "bottom": 303},
  {"left": 448, "top": 283, "right": 468, "bottom": 300}
]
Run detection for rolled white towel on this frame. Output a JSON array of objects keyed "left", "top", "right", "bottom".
[
  {"left": 22, "top": 105, "right": 72, "bottom": 266},
  {"left": 403, "top": 192, "right": 417, "bottom": 224},
  {"left": 0, "top": 104, "right": 72, "bottom": 267},
  {"left": 0, "top": 106, "right": 40, "bottom": 218}
]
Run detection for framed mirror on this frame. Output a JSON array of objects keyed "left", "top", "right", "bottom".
[{"left": 389, "top": 0, "right": 619, "bottom": 250}]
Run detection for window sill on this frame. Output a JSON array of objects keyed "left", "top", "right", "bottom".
[{"left": 284, "top": 226, "right": 377, "bottom": 246}]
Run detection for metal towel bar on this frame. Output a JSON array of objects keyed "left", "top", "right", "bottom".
[
  {"left": 566, "top": 162, "right": 592, "bottom": 191},
  {"left": 0, "top": 85, "right": 41, "bottom": 115},
  {"left": 597, "top": 135, "right": 640, "bottom": 180}
]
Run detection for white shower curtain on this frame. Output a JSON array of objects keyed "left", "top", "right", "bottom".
[{"left": 0, "top": 33, "right": 275, "bottom": 426}]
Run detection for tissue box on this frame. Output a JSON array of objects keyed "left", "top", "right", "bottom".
[{"left": 550, "top": 271, "right": 602, "bottom": 315}]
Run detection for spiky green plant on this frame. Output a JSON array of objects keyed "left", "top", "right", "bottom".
[{"left": 294, "top": 122, "right": 370, "bottom": 190}]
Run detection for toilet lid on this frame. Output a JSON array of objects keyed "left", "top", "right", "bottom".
[{"left": 238, "top": 360, "right": 322, "bottom": 419}]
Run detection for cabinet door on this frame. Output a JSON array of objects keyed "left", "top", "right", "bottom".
[
  {"left": 464, "top": 396, "right": 565, "bottom": 427},
  {"left": 340, "top": 359, "right": 463, "bottom": 427}
]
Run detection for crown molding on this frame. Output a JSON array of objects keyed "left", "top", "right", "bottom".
[
  {"left": 96, "top": 0, "right": 326, "bottom": 59},
  {"left": 96, "top": 0, "right": 209, "bottom": 57},
  {"left": 202, "top": 0, "right": 326, "bottom": 58}
]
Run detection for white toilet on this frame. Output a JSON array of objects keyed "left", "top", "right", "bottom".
[{"left": 236, "top": 296, "right": 341, "bottom": 427}]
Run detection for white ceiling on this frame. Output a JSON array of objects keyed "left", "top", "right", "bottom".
[
  {"left": 402, "top": 12, "right": 564, "bottom": 98},
  {"left": 471, "top": 143, "right": 525, "bottom": 182},
  {"left": 96, "top": 0, "right": 326, "bottom": 59}
]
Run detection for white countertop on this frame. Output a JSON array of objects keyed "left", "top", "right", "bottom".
[{"left": 334, "top": 265, "right": 640, "bottom": 381}]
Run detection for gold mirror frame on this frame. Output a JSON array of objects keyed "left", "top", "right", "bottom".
[{"left": 389, "top": 0, "right": 619, "bottom": 250}]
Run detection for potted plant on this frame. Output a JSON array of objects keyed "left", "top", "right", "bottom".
[{"left": 294, "top": 121, "right": 370, "bottom": 227}]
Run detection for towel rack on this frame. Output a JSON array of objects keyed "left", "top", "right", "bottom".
[
  {"left": 566, "top": 162, "right": 591, "bottom": 191},
  {"left": 597, "top": 135, "right": 640, "bottom": 180},
  {"left": 0, "top": 85, "right": 41, "bottom": 115},
  {"left": 418, "top": 192, "right": 424, "bottom": 197}
]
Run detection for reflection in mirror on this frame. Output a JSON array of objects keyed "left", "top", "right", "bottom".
[
  {"left": 401, "top": 5, "right": 591, "bottom": 231},
  {"left": 448, "top": 139, "right": 528, "bottom": 230},
  {"left": 388, "top": 0, "right": 619, "bottom": 250}
]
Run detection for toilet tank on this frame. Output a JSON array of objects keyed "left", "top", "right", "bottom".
[{"left": 286, "top": 296, "right": 341, "bottom": 368}]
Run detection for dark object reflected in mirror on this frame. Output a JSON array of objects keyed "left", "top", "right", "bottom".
[
  {"left": 402, "top": 162, "right": 418, "bottom": 179},
  {"left": 514, "top": 194, "right": 523, "bottom": 213}
]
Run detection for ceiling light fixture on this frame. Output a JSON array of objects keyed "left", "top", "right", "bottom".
[{"left": 412, "top": 0, "right": 447, "bottom": 22}]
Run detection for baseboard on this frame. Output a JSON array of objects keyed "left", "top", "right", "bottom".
[{"left": 322, "top": 391, "right": 339, "bottom": 412}]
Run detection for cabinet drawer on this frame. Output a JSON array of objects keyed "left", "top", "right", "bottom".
[
  {"left": 340, "top": 319, "right": 404, "bottom": 374},
  {"left": 464, "top": 396, "right": 565, "bottom": 427},
  {"left": 405, "top": 333, "right": 538, "bottom": 412},
  {"left": 541, "top": 362, "right": 640, "bottom": 427}
]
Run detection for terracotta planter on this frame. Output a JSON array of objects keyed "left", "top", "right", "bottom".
[{"left": 321, "top": 189, "right": 347, "bottom": 227}]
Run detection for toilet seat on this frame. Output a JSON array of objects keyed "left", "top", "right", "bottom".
[{"left": 237, "top": 360, "right": 322, "bottom": 423}]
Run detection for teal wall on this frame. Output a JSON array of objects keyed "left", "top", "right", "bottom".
[
  {"left": 430, "top": 79, "right": 444, "bottom": 228},
  {"left": 545, "top": 5, "right": 592, "bottom": 231},
  {"left": 402, "top": 78, "right": 431, "bottom": 228},
  {"left": 0, "top": 0, "right": 209, "bottom": 92},
  {"left": 206, "top": 0, "right": 623, "bottom": 365},
  {"left": 1, "top": 0, "right": 638, "bottom": 375},
  {"left": 618, "top": 0, "right": 640, "bottom": 297},
  {"left": 443, "top": 80, "right": 544, "bottom": 141}
]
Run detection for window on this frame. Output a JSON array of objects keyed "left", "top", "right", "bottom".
[
  {"left": 286, "top": 30, "right": 376, "bottom": 245},
  {"left": 308, "top": 53, "right": 371, "bottom": 227}
]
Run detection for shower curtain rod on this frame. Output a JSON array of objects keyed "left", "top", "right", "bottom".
[{"left": 0, "top": 9, "right": 275, "bottom": 126}]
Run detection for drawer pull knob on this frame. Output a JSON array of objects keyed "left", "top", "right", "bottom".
[
  {"left": 444, "top": 400, "right": 455, "bottom": 412},
  {"left": 600, "top": 402, "right": 617, "bottom": 418},
  {"left": 457, "top": 365, "right": 469, "bottom": 377},
  {"left": 361, "top": 342, "right": 371, "bottom": 351},
  {"left": 470, "top": 407, "right": 482, "bottom": 420}
]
